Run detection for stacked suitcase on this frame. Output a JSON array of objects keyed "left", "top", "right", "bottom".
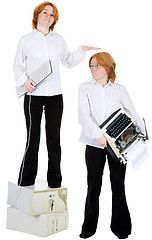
[{"left": 6, "top": 179, "right": 68, "bottom": 237}]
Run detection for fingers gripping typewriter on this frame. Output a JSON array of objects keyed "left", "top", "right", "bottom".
[{"left": 99, "top": 108, "right": 148, "bottom": 164}]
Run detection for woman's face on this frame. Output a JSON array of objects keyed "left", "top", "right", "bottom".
[
  {"left": 90, "top": 58, "right": 108, "bottom": 81},
  {"left": 37, "top": 5, "right": 55, "bottom": 28}
]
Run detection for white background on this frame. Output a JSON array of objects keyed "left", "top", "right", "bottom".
[{"left": 1, "top": 0, "right": 152, "bottom": 239}]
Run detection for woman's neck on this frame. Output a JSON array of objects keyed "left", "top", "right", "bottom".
[
  {"left": 96, "top": 75, "right": 108, "bottom": 87},
  {"left": 37, "top": 24, "right": 50, "bottom": 36}
]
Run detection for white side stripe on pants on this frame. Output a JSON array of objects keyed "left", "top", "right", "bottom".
[{"left": 18, "top": 95, "right": 32, "bottom": 186}]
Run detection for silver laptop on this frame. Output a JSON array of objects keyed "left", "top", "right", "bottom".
[{"left": 16, "top": 60, "right": 52, "bottom": 98}]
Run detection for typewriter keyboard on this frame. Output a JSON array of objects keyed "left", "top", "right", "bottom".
[{"left": 106, "top": 113, "right": 132, "bottom": 138}]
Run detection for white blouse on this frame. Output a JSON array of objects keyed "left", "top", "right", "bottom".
[
  {"left": 78, "top": 79, "right": 145, "bottom": 149},
  {"left": 13, "top": 29, "right": 86, "bottom": 96}
]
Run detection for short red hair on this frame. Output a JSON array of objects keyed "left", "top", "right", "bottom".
[
  {"left": 32, "top": 1, "right": 59, "bottom": 31},
  {"left": 89, "top": 52, "right": 117, "bottom": 83}
]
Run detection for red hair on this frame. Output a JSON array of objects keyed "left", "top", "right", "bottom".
[{"left": 32, "top": 1, "right": 59, "bottom": 31}]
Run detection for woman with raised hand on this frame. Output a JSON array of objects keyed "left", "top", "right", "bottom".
[{"left": 13, "top": 1, "right": 100, "bottom": 188}]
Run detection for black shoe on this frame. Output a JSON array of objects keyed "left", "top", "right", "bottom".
[
  {"left": 48, "top": 184, "right": 61, "bottom": 188},
  {"left": 117, "top": 234, "right": 128, "bottom": 239},
  {"left": 79, "top": 232, "right": 95, "bottom": 239}
]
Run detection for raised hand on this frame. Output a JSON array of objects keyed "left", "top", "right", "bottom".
[{"left": 81, "top": 45, "right": 101, "bottom": 51}]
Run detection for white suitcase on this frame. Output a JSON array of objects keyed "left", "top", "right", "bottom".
[
  {"left": 6, "top": 207, "right": 68, "bottom": 237},
  {"left": 7, "top": 180, "right": 67, "bottom": 215}
]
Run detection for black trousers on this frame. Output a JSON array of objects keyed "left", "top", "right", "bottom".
[
  {"left": 18, "top": 94, "right": 63, "bottom": 187},
  {"left": 81, "top": 145, "right": 131, "bottom": 237}
]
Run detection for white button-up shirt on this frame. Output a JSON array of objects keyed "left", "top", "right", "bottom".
[
  {"left": 13, "top": 29, "right": 86, "bottom": 96},
  {"left": 78, "top": 79, "right": 145, "bottom": 149}
]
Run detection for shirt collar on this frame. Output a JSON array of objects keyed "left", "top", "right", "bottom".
[
  {"left": 91, "top": 79, "right": 113, "bottom": 87},
  {"left": 33, "top": 28, "right": 53, "bottom": 37}
]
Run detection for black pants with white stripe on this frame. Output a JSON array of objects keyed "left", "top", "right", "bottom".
[
  {"left": 81, "top": 145, "right": 132, "bottom": 237},
  {"left": 18, "top": 94, "right": 63, "bottom": 188}
]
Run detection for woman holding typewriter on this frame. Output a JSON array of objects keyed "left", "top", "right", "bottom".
[
  {"left": 13, "top": 1, "right": 99, "bottom": 188},
  {"left": 78, "top": 52, "right": 145, "bottom": 239}
]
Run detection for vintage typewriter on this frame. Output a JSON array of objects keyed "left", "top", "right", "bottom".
[{"left": 99, "top": 108, "right": 148, "bottom": 164}]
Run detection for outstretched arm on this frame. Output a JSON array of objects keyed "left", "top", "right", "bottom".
[
  {"left": 60, "top": 35, "right": 101, "bottom": 68},
  {"left": 81, "top": 46, "right": 101, "bottom": 51}
]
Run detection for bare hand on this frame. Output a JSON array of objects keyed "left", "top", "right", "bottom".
[
  {"left": 96, "top": 135, "right": 107, "bottom": 148},
  {"left": 81, "top": 45, "right": 101, "bottom": 51},
  {"left": 24, "top": 79, "right": 36, "bottom": 92}
]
